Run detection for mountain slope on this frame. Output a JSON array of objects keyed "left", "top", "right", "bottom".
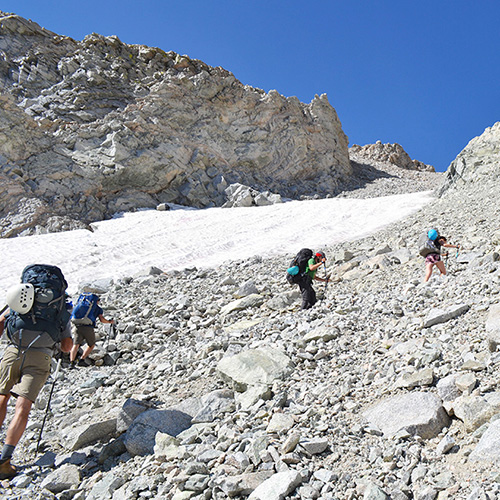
[{"left": 0, "top": 121, "right": 499, "bottom": 499}]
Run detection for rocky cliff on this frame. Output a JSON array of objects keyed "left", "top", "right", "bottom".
[
  {"left": 349, "top": 141, "right": 435, "bottom": 172},
  {"left": 439, "top": 121, "right": 500, "bottom": 194},
  {"left": 0, "top": 11, "right": 351, "bottom": 237}
]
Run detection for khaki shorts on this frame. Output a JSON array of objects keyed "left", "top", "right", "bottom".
[
  {"left": 0, "top": 346, "right": 51, "bottom": 402},
  {"left": 73, "top": 325, "right": 96, "bottom": 346}
]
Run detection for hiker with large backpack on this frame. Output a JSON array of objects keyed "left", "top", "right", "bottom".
[
  {"left": 287, "top": 249, "right": 329, "bottom": 309},
  {"left": 0, "top": 264, "right": 73, "bottom": 480},
  {"left": 419, "top": 229, "right": 460, "bottom": 282},
  {"left": 69, "top": 293, "right": 114, "bottom": 369}
]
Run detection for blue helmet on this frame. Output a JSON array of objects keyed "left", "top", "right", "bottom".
[{"left": 428, "top": 229, "right": 439, "bottom": 241}]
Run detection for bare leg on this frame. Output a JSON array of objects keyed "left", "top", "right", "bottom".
[
  {"left": 0, "top": 394, "right": 11, "bottom": 429},
  {"left": 69, "top": 344, "right": 80, "bottom": 362},
  {"left": 80, "top": 344, "right": 95, "bottom": 360},
  {"left": 5, "top": 396, "right": 32, "bottom": 447},
  {"left": 424, "top": 263, "right": 434, "bottom": 282},
  {"left": 436, "top": 260, "right": 447, "bottom": 276}
]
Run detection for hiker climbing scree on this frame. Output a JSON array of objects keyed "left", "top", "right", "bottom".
[
  {"left": 287, "top": 249, "right": 329, "bottom": 310},
  {"left": 419, "top": 229, "right": 460, "bottom": 282},
  {"left": 0, "top": 264, "right": 73, "bottom": 480},
  {"left": 69, "top": 293, "right": 114, "bottom": 369}
]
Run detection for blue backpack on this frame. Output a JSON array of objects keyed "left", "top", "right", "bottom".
[
  {"left": 72, "top": 293, "right": 100, "bottom": 326},
  {"left": 6, "top": 264, "right": 70, "bottom": 343}
]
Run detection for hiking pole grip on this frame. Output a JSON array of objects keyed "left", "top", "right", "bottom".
[{"left": 36, "top": 357, "right": 62, "bottom": 455}]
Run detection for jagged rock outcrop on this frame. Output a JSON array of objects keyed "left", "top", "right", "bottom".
[
  {"left": 439, "top": 121, "right": 500, "bottom": 194},
  {"left": 343, "top": 141, "right": 441, "bottom": 199},
  {"left": 0, "top": 11, "right": 351, "bottom": 237},
  {"left": 349, "top": 141, "right": 435, "bottom": 172}
]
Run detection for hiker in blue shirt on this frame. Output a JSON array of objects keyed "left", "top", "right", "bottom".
[{"left": 69, "top": 296, "right": 114, "bottom": 369}]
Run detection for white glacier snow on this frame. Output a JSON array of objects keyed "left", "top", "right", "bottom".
[{"left": 0, "top": 191, "right": 434, "bottom": 296}]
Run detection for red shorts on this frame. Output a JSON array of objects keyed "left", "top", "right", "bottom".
[{"left": 425, "top": 253, "right": 441, "bottom": 264}]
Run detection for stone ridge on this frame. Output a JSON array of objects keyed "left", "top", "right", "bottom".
[
  {"left": 0, "top": 12, "right": 351, "bottom": 237},
  {"left": 439, "top": 121, "right": 500, "bottom": 194},
  {"left": 349, "top": 141, "right": 435, "bottom": 172}
]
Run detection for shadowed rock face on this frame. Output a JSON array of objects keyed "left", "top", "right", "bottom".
[{"left": 0, "top": 11, "right": 351, "bottom": 237}]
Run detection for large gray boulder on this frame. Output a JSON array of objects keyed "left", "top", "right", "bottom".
[
  {"left": 248, "top": 470, "right": 303, "bottom": 500},
  {"left": 217, "top": 347, "right": 294, "bottom": 392},
  {"left": 59, "top": 419, "right": 117, "bottom": 451},
  {"left": 452, "top": 392, "right": 500, "bottom": 432},
  {"left": 470, "top": 419, "right": 500, "bottom": 464},
  {"left": 362, "top": 392, "right": 450, "bottom": 439},
  {"left": 39, "top": 464, "right": 81, "bottom": 493},
  {"left": 124, "top": 408, "right": 192, "bottom": 456},
  {"left": 116, "top": 398, "right": 150, "bottom": 433},
  {"left": 220, "top": 294, "right": 265, "bottom": 315},
  {"left": 422, "top": 304, "right": 470, "bottom": 328}
]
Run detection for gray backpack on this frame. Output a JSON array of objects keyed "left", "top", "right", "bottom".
[{"left": 418, "top": 233, "right": 438, "bottom": 257}]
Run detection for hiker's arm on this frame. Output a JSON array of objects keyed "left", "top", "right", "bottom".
[
  {"left": 98, "top": 314, "right": 114, "bottom": 324},
  {"left": 0, "top": 313, "right": 5, "bottom": 335},
  {"left": 314, "top": 275, "right": 330, "bottom": 282},
  {"left": 308, "top": 261, "right": 324, "bottom": 272},
  {"left": 60, "top": 337, "right": 73, "bottom": 352},
  {"left": 442, "top": 243, "right": 459, "bottom": 249}
]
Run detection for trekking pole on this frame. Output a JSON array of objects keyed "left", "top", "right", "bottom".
[
  {"left": 321, "top": 263, "right": 328, "bottom": 301},
  {"left": 0, "top": 304, "right": 8, "bottom": 316},
  {"left": 36, "top": 357, "right": 62, "bottom": 455},
  {"left": 105, "top": 322, "right": 115, "bottom": 350}
]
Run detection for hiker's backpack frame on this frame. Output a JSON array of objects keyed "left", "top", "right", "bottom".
[{"left": 6, "top": 264, "right": 70, "bottom": 343}]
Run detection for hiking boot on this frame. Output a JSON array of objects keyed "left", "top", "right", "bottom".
[
  {"left": 78, "top": 358, "right": 90, "bottom": 367},
  {"left": 69, "top": 360, "right": 77, "bottom": 370},
  {"left": 0, "top": 459, "right": 17, "bottom": 480}
]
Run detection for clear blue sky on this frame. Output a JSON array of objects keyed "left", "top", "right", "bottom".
[{"left": 3, "top": 1, "right": 500, "bottom": 172}]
